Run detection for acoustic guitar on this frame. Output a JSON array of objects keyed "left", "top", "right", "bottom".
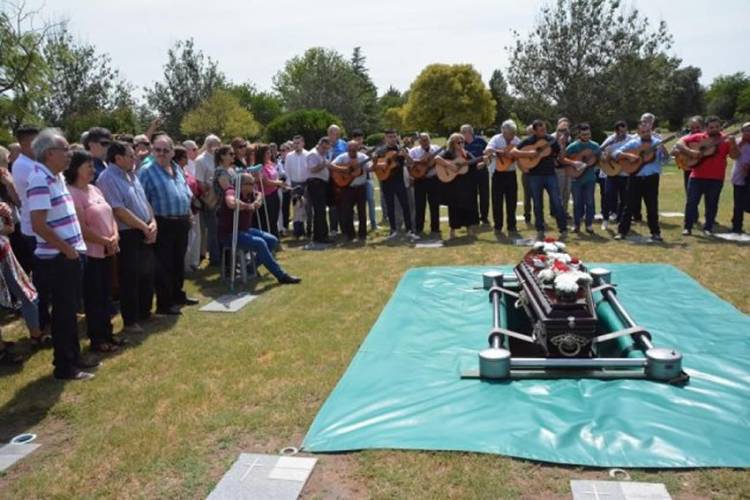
[
  {"left": 674, "top": 131, "right": 738, "bottom": 171},
  {"left": 372, "top": 148, "right": 408, "bottom": 181},
  {"left": 435, "top": 154, "right": 486, "bottom": 183},
  {"left": 564, "top": 148, "right": 599, "bottom": 179},
  {"left": 515, "top": 138, "right": 553, "bottom": 172},
  {"left": 330, "top": 155, "right": 371, "bottom": 188},
  {"left": 491, "top": 143, "right": 516, "bottom": 172},
  {"left": 616, "top": 134, "right": 677, "bottom": 175},
  {"left": 408, "top": 146, "right": 446, "bottom": 179}
]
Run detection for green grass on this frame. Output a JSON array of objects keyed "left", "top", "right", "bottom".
[{"left": 0, "top": 163, "right": 748, "bottom": 499}]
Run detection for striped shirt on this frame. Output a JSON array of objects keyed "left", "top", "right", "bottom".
[
  {"left": 26, "top": 164, "right": 86, "bottom": 257},
  {"left": 137, "top": 161, "right": 192, "bottom": 217}
]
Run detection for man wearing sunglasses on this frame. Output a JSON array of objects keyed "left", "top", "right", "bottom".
[{"left": 84, "top": 127, "right": 113, "bottom": 182}]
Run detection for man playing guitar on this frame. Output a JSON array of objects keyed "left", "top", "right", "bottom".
[
  {"left": 484, "top": 119, "right": 521, "bottom": 235},
  {"left": 512, "top": 119, "right": 567, "bottom": 240},
  {"left": 561, "top": 123, "right": 600, "bottom": 234},
  {"left": 331, "top": 141, "right": 370, "bottom": 241},
  {"left": 674, "top": 115, "right": 740, "bottom": 236},
  {"left": 461, "top": 124, "right": 490, "bottom": 225},
  {"left": 408, "top": 133, "right": 442, "bottom": 237},
  {"left": 730, "top": 122, "right": 750, "bottom": 234},
  {"left": 598, "top": 120, "right": 630, "bottom": 230},
  {"left": 371, "top": 129, "right": 418, "bottom": 240}
]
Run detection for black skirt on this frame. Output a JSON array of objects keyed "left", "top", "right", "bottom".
[{"left": 440, "top": 165, "right": 479, "bottom": 228}]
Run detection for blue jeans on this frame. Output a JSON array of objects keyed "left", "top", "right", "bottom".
[
  {"left": 604, "top": 176, "right": 627, "bottom": 222},
  {"left": 527, "top": 174, "right": 567, "bottom": 232},
  {"left": 366, "top": 179, "right": 377, "bottom": 229},
  {"left": 571, "top": 179, "right": 596, "bottom": 228},
  {"left": 684, "top": 178, "right": 723, "bottom": 231},
  {"left": 224, "top": 228, "right": 283, "bottom": 279}
]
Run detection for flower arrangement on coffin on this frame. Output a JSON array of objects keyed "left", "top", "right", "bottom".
[{"left": 529, "top": 237, "right": 592, "bottom": 302}]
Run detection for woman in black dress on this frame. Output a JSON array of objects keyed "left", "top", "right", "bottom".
[{"left": 436, "top": 133, "right": 480, "bottom": 239}]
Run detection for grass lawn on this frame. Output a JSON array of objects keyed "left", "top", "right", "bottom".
[{"left": 0, "top": 162, "right": 748, "bottom": 499}]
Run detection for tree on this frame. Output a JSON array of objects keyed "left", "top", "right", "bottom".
[
  {"left": 273, "top": 47, "right": 374, "bottom": 134},
  {"left": 264, "top": 109, "right": 342, "bottom": 148},
  {"left": 381, "top": 106, "right": 406, "bottom": 131},
  {"left": 736, "top": 86, "right": 750, "bottom": 118},
  {"left": 488, "top": 69, "right": 513, "bottom": 125},
  {"left": 38, "top": 23, "right": 137, "bottom": 138},
  {"left": 228, "top": 83, "right": 284, "bottom": 127},
  {"left": 507, "top": 0, "right": 676, "bottom": 131},
  {"left": 402, "top": 64, "right": 495, "bottom": 136},
  {"left": 705, "top": 72, "right": 750, "bottom": 120},
  {"left": 145, "top": 38, "right": 226, "bottom": 138},
  {"left": 349, "top": 47, "right": 379, "bottom": 132},
  {"left": 0, "top": 2, "right": 56, "bottom": 133},
  {"left": 378, "top": 86, "right": 406, "bottom": 112},
  {"left": 181, "top": 89, "right": 261, "bottom": 140},
  {"left": 660, "top": 66, "right": 705, "bottom": 129}
]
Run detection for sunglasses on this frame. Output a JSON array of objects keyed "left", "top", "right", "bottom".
[{"left": 153, "top": 147, "right": 172, "bottom": 154}]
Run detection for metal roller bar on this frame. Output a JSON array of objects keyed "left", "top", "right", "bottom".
[{"left": 510, "top": 357, "right": 647, "bottom": 369}]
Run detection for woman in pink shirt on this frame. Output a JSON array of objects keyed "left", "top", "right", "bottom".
[
  {"left": 67, "top": 150, "right": 122, "bottom": 353},
  {"left": 254, "top": 144, "right": 285, "bottom": 238}
]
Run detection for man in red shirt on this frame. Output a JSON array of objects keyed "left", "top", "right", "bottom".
[{"left": 675, "top": 116, "right": 740, "bottom": 236}]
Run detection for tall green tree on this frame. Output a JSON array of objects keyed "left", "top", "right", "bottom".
[
  {"left": 705, "top": 72, "right": 750, "bottom": 120},
  {"left": 181, "top": 89, "right": 261, "bottom": 140},
  {"left": 38, "top": 24, "right": 138, "bottom": 138},
  {"left": 227, "top": 83, "right": 284, "bottom": 127},
  {"left": 273, "top": 47, "right": 374, "bottom": 134},
  {"left": 507, "top": 0, "right": 676, "bottom": 130},
  {"left": 488, "top": 69, "right": 513, "bottom": 125},
  {"left": 350, "top": 47, "right": 379, "bottom": 132},
  {"left": 264, "top": 109, "right": 342, "bottom": 148},
  {"left": 145, "top": 38, "right": 226, "bottom": 138},
  {"left": 660, "top": 66, "right": 705, "bottom": 129},
  {"left": 402, "top": 64, "right": 495, "bottom": 136}
]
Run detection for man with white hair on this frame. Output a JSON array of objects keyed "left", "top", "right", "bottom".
[
  {"left": 485, "top": 119, "right": 521, "bottom": 234},
  {"left": 28, "top": 128, "right": 95, "bottom": 380},
  {"left": 195, "top": 134, "right": 221, "bottom": 266}
]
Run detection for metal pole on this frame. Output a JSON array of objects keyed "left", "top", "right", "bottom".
[
  {"left": 510, "top": 358, "right": 647, "bottom": 369},
  {"left": 229, "top": 172, "right": 241, "bottom": 293},
  {"left": 257, "top": 167, "right": 271, "bottom": 234},
  {"left": 600, "top": 285, "right": 654, "bottom": 350},
  {"left": 490, "top": 290, "right": 502, "bottom": 349}
]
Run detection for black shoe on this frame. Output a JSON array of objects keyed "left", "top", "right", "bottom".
[
  {"left": 178, "top": 297, "right": 199, "bottom": 306},
  {"left": 278, "top": 274, "right": 301, "bottom": 284},
  {"left": 55, "top": 369, "right": 95, "bottom": 381},
  {"left": 75, "top": 357, "right": 102, "bottom": 370},
  {"left": 155, "top": 306, "right": 182, "bottom": 316}
]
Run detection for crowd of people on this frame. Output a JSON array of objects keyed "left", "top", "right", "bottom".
[{"left": 0, "top": 112, "right": 748, "bottom": 379}]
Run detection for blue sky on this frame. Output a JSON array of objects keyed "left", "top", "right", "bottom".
[{"left": 44, "top": 0, "right": 749, "bottom": 96}]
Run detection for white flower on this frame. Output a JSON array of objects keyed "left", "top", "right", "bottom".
[
  {"left": 547, "top": 252, "right": 572, "bottom": 264},
  {"left": 554, "top": 272, "right": 580, "bottom": 294},
  {"left": 576, "top": 271, "right": 593, "bottom": 284},
  {"left": 533, "top": 241, "right": 545, "bottom": 250},
  {"left": 555, "top": 241, "right": 567, "bottom": 250},
  {"left": 543, "top": 242, "right": 558, "bottom": 253},
  {"left": 538, "top": 268, "right": 555, "bottom": 282}
]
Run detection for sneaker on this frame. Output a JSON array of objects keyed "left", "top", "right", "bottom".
[
  {"left": 55, "top": 370, "right": 95, "bottom": 381},
  {"left": 681, "top": 228, "right": 691, "bottom": 236},
  {"left": 601, "top": 220, "right": 609, "bottom": 230},
  {"left": 407, "top": 231, "right": 420, "bottom": 240},
  {"left": 75, "top": 358, "right": 102, "bottom": 370},
  {"left": 123, "top": 323, "right": 144, "bottom": 334},
  {"left": 277, "top": 274, "right": 301, "bottom": 284},
  {"left": 572, "top": 226, "right": 580, "bottom": 233},
  {"left": 386, "top": 231, "right": 399, "bottom": 240},
  {"left": 703, "top": 229, "right": 713, "bottom": 237},
  {"left": 585, "top": 226, "right": 594, "bottom": 234},
  {"left": 614, "top": 233, "right": 625, "bottom": 240},
  {"left": 651, "top": 233, "right": 663, "bottom": 242}
]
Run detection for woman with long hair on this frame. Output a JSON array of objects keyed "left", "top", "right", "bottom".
[
  {"left": 253, "top": 144, "right": 285, "bottom": 238},
  {"left": 436, "top": 133, "right": 480, "bottom": 239}
]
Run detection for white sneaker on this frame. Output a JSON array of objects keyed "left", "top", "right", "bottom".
[
  {"left": 601, "top": 220, "right": 608, "bottom": 230},
  {"left": 407, "top": 231, "right": 420, "bottom": 240},
  {"left": 703, "top": 229, "right": 713, "bottom": 237},
  {"left": 386, "top": 231, "right": 399, "bottom": 240}
]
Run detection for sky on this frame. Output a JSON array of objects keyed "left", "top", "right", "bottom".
[{"left": 40, "top": 0, "right": 750, "bottom": 98}]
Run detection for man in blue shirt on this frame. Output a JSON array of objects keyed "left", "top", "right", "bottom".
[
  {"left": 83, "top": 127, "right": 113, "bottom": 182},
  {"left": 612, "top": 122, "right": 667, "bottom": 241},
  {"left": 138, "top": 135, "right": 196, "bottom": 315},
  {"left": 461, "top": 124, "right": 490, "bottom": 225},
  {"left": 599, "top": 120, "right": 630, "bottom": 229},
  {"left": 562, "top": 123, "right": 600, "bottom": 233}
]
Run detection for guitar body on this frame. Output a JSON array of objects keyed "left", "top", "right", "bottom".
[
  {"left": 435, "top": 158, "right": 469, "bottom": 183},
  {"left": 598, "top": 156, "right": 622, "bottom": 176},
  {"left": 674, "top": 137, "right": 722, "bottom": 171},
  {"left": 516, "top": 139, "right": 552, "bottom": 172},
  {"left": 493, "top": 144, "right": 515, "bottom": 172},
  {"left": 373, "top": 150, "right": 400, "bottom": 181},
  {"left": 330, "top": 162, "right": 364, "bottom": 188},
  {"left": 564, "top": 149, "right": 598, "bottom": 179},
  {"left": 617, "top": 134, "right": 676, "bottom": 175},
  {"left": 409, "top": 159, "right": 432, "bottom": 179}
]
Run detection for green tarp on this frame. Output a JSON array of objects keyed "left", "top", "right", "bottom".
[{"left": 302, "top": 264, "right": 750, "bottom": 468}]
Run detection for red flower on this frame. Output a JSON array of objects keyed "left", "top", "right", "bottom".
[
  {"left": 552, "top": 260, "right": 570, "bottom": 272},
  {"left": 571, "top": 257, "right": 580, "bottom": 264},
  {"left": 538, "top": 255, "right": 547, "bottom": 261},
  {"left": 544, "top": 236, "right": 557, "bottom": 243}
]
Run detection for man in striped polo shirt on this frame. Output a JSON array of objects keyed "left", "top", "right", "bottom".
[{"left": 28, "top": 128, "right": 96, "bottom": 381}]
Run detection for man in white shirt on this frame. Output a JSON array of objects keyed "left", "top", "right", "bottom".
[
  {"left": 194, "top": 134, "right": 221, "bottom": 266},
  {"left": 485, "top": 119, "right": 521, "bottom": 234},
  {"left": 285, "top": 135, "right": 312, "bottom": 237},
  {"left": 306, "top": 137, "right": 332, "bottom": 243},
  {"left": 332, "top": 141, "right": 370, "bottom": 240},
  {"left": 409, "top": 133, "right": 442, "bottom": 236}
]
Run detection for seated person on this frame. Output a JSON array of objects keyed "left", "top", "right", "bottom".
[{"left": 218, "top": 173, "right": 300, "bottom": 285}]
